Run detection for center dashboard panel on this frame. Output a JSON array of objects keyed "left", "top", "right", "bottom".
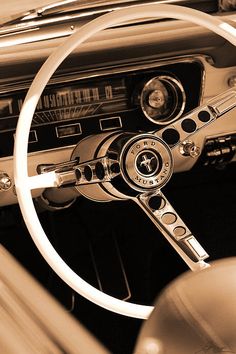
[{"left": 0, "top": 60, "right": 203, "bottom": 158}]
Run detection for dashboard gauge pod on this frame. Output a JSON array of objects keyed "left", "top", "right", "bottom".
[{"left": 139, "top": 75, "right": 186, "bottom": 125}]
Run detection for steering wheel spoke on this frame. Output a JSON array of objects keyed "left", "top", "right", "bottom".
[
  {"left": 30, "top": 156, "right": 118, "bottom": 190},
  {"left": 155, "top": 88, "right": 236, "bottom": 151},
  {"left": 134, "top": 190, "right": 209, "bottom": 271}
]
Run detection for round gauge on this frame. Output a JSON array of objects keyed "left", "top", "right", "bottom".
[{"left": 140, "top": 75, "right": 186, "bottom": 125}]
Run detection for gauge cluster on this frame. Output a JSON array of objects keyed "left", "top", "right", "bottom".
[
  {"left": 0, "top": 60, "right": 203, "bottom": 158},
  {"left": 139, "top": 75, "right": 186, "bottom": 125}
]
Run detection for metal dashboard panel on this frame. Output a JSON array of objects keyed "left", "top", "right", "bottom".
[{"left": 0, "top": 10, "right": 236, "bottom": 206}]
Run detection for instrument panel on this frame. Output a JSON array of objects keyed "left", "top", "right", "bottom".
[{"left": 0, "top": 60, "right": 203, "bottom": 158}]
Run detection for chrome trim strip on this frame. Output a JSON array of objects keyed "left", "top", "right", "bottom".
[
  {"left": 0, "top": 1, "right": 225, "bottom": 48},
  {"left": 0, "top": 0, "right": 211, "bottom": 31}
]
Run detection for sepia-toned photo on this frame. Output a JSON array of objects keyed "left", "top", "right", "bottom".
[{"left": 0, "top": 1, "right": 236, "bottom": 353}]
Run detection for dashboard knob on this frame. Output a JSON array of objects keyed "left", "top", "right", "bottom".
[
  {"left": 228, "top": 75, "right": 236, "bottom": 88},
  {"left": 179, "top": 140, "right": 201, "bottom": 158},
  {"left": 0, "top": 172, "right": 12, "bottom": 191}
]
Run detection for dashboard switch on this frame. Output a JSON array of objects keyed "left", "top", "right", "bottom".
[
  {"left": 179, "top": 140, "right": 201, "bottom": 158},
  {"left": 0, "top": 172, "right": 12, "bottom": 191}
]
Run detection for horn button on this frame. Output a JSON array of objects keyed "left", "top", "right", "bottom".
[{"left": 120, "top": 134, "right": 173, "bottom": 192}]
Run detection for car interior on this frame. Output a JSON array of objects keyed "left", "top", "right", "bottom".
[{"left": 1, "top": 1, "right": 236, "bottom": 353}]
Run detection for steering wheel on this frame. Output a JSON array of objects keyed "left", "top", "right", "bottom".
[{"left": 13, "top": 4, "right": 236, "bottom": 319}]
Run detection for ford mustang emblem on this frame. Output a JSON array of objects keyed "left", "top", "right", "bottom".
[{"left": 136, "top": 151, "right": 159, "bottom": 176}]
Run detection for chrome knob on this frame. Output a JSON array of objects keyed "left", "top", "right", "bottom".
[
  {"left": 228, "top": 75, "right": 236, "bottom": 88},
  {"left": 0, "top": 172, "right": 12, "bottom": 191},
  {"left": 179, "top": 140, "right": 201, "bottom": 158}
]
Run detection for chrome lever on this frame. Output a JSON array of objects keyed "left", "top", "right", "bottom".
[{"left": 37, "top": 156, "right": 119, "bottom": 188}]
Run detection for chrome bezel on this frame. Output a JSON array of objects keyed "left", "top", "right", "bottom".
[{"left": 140, "top": 75, "right": 186, "bottom": 125}]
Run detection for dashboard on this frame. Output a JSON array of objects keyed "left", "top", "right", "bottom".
[
  {"left": 0, "top": 60, "right": 202, "bottom": 157},
  {"left": 1, "top": 1, "right": 236, "bottom": 208},
  {"left": 1, "top": 1, "right": 236, "bottom": 353},
  {"left": 1, "top": 56, "right": 236, "bottom": 206}
]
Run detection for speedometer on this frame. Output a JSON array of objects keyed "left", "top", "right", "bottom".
[
  {"left": 139, "top": 75, "right": 186, "bottom": 125},
  {"left": 0, "top": 77, "right": 128, "bottom": 132}
]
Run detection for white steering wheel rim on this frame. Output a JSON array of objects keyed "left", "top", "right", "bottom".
[{"left": 13, "top": 4, "right": 236, "bottom": 319}]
